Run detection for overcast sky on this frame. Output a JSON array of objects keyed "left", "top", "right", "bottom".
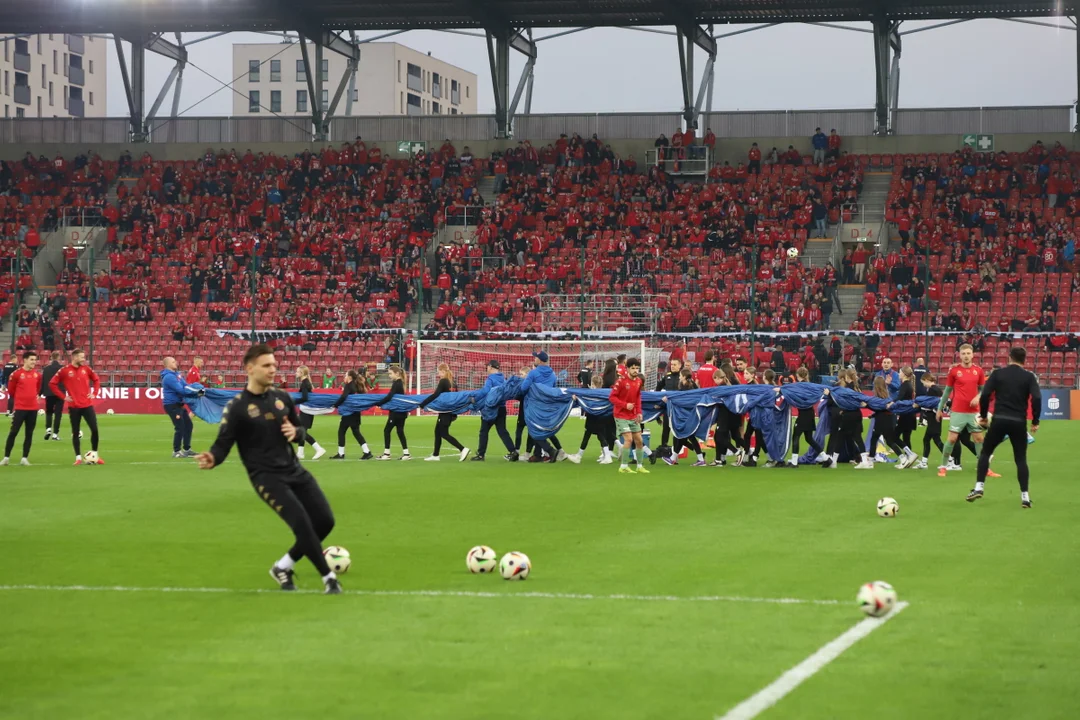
[{"left": 106, "top": 19, "right": 1079, "bottom": 119}]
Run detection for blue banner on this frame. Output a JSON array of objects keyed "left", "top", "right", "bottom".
[{"left": 1041, "top": 390, "right": 1071, "bottom": 420}]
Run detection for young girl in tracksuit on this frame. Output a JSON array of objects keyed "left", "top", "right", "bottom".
[
  {"left": 790, "top": 366, "right": 823, "bottom": 466},
  {"left": 294, "top": 366, "right": 328, "bottom": 461},
  {"left": 330, "top": 369, "right": 373, "bottom": 460},
  {"left": 420, "top": 363, "right": 469, "bottom": 461},
  {"left": 374, "top": 364, "right": 411, "bottom": 460},
  {"left": 860, "top": 376, "right": 910, "bottom": 469},
  {"left": 661, "top": 368, "right": 707, "bottom": 467}
]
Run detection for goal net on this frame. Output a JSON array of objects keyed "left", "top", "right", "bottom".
[{"left": 415, "top": 339, "right": 650, "bottom": 398}]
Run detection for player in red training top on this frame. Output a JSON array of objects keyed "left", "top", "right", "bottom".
[
  {"left": 616, "top": 354, "right": 628, "bottom": 379},
  {"left": 696, "top": 350, "right": 718, "bottom": 389},
  {"left": 2, "top": 350, "right": 42, "bottom": 466},
  {"left": 609, "top": 358, "right": 649, "bottom": 475},
  {"left": 48, "top": 348, "right": 103, "bottom": 465},
  {"left": 186, "top": 356, "right": 203, "bottom": 385},
  {"left": 935, "top": 343, "right": 985, "bottom": 477}
]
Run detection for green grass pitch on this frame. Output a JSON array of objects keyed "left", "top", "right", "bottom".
[{"left": 2, "top": 414, "right": 1079, "bottom": 719}]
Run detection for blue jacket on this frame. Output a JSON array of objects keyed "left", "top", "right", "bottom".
[
  {"left": 160, "top": 369, "right": 201, "bottom": 406},
  {"left": 520, "top": 364, "right": 556, "bottom": 394},
  {"left": 481, "top": 371, "right": 506, "bottom": 393},
  {"left": 812, "top": 132, "right": 828, "bottom": 150},
  {"left": 873, "top": 369, "right": 901, "bottom": 399}
]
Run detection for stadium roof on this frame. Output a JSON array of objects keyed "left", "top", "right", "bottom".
[{"left": 0, "top": 0, "right": 1076, "bottom": 33}]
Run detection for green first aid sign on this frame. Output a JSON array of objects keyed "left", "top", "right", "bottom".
[{"left": 962, "top": 134, "right": 994, "bottom": 152}]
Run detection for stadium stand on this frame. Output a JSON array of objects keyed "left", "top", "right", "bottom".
[{"left": 2, "top": 135, "right": 1077, "bottom": 386}]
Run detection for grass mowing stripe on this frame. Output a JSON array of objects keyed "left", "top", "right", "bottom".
[
  {"left": 0, "top": 584, "right": 842, "bottom": 605},
  {"left": 716, "top": 602, "right": 909, "bottom": 720}
]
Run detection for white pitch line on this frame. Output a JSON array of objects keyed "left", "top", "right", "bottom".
[
  {"left": 716, "top": 602, "right": 909, "bottom": 720},
  {"left": 0, "top": 584, "right": 842, "bottom": 606}
]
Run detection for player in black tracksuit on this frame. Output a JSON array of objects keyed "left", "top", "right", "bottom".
[
  {"left": 656, "top": 360, "right": 681, "bottom": 451},
  {"left": 662, "top": 368, "right": 706, "bottom": 466},
  {"left": 329, "top": 370, "right": 373, "bottom": 460},
  {"left": 918, "top": 373, "right": 944, "bottom": 466},
  {"left": 374, "top": 365, "right": 411, "bottom": 460},
  {"left": 40, "top": 352, "right": 65, "bottom": 440},
  {"left": 969, "top": 346, "right": 1041, "bottom": 507},
  {"left": 196, "top": 344, "right": 341, "bottom": 594}
]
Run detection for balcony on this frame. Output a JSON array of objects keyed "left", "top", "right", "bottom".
[
  {"left": 406, "top": 74, "right": 422, "bottom": 93},
  {"left": 451, "top": 89, "right": 460, "bottom": 105},
  {"left": 69, "top": 65, "right": 85, "bottom": 87},
  {"left": 67, "top": 34, "right": 85, "bottom": 54},
  {"left": 14, "top": 84, "right": 31, "bottom": 106},
  {"left": 406, "top": 103, "right": 422, "bottom": 116},
  {"left": 432, "top": 83, "right": 441, "bottom": 99},
  {"left": 14, "top": 51, "right": 31, "bottom": 72},
  {"left": 68, "top": 97, "right": 85, "bottom": 117}
]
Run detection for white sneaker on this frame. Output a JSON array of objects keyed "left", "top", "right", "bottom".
[
  {"left": 566, "top": 452, "right": 582, "bottom": 464},
  {"left": 19, "top": 458, "right": 30, "bottom": 466},
  {"left": 854, "top": 459, "right": 875, "bottom": 469},
  {"left": 0, "top": 458, "right": 8, "bottom": 466},
  {"left": 296, "top": 447, "right": 305, "bottom": 459},
  {"left": 311, "top": 446, "right": 327, "bottom": 461},
  {"left": 896, "top": 452, "right": 916, "bottom": 470},
  {"left": 598, "top": 456, "right": 613, "bottom": 465},
  {"left": 788, "top": 458, "right": 799, "bottom": 467},
  {"left": 946, "top": 460, "right": 962, "bottom": 472},
  {"left": 913, "top": 459, "right": 928, "bottom": 470},
  {"left": 377, "top": 452, "right": 392, "bottom": 461},
  {"left": 814, "top": 453, "right": 829, "bottom": 463},
  {"left": 459, "top": 447, "right": 471, "bottom": 462},
  {"left": 400, "top": 454, "right": 412, "bottom": 461},
  {"left": 875, "top": 452, "right": 890, "bottom": 463},
  {"left": 556, "top": 449, "right": 568, "bottom": 462},
  {"left": 424, "top": 455, "right": 441, "bottom": 462}
]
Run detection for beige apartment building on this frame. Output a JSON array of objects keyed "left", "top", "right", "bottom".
[
  {"left": 231, "top": 41, "right": 478, "bottom": 118},
  {"left": 0, "top": 33, "right": 107, "bottom": 119}
]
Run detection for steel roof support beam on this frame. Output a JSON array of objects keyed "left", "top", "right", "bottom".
[
  {"left": 873, "top": 19, "right": 901, "bottom": 135},
  {"left": 298, "top": 35, "right": 322, "bottom": 141},
  {"left": 115, "top": 32, "right": 187, "bottom": 142},
  {"left": 507, "top": 31, "right": 535, "bottom": 124}
]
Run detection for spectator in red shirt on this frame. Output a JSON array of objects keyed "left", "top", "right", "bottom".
[
  {"left": 747, "top": 143, "right": 762, "bottom": 175},
  {"left": 186, "top": 357, "right": 204, "bottom": 385}
]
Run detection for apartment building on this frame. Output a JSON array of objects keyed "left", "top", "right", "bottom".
[
  {"left": 0, "top": 33, "right": 107, "bottom": 118},
  {"left": 231, "top": 41, "right": 478, "bottom": 117}
]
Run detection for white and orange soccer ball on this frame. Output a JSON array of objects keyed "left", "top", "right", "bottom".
[
  {"left": 856, "top": 580, "right": 898, "bottom": 617},
  {"left": 786, "top": 247, "right": 800, "bottom": 259},
  {"left": 876, "top": 497, "right": 899, "bottom": 518},
  {"left": 499, "top": 551, "right": 531, "bottom": 581},
  {"left": 84, "top": 451, "right": 99, "bottom": 464},
  {"left": 466, "top": 545, "right": 498, "bottom": 574}
]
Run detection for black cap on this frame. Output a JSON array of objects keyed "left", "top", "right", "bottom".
[{"left": 488, "top": 359, "right": 500, "bottom": 369}]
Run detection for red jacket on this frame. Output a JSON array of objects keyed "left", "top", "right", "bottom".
[
  {"left": 609, "top": 375, "right": 644, "bottom": 421},
  {"left": 7, "top": 368, "right": 42, "bottom": 411},
  {"left": 186, "top": 366, "right": 202, "bottom": 384},
  {"left": 696, "top": 363, "right": 717, "bottom": 388},
  {"left": 50, "top": 363, "right": 100, "bottom": 408}
]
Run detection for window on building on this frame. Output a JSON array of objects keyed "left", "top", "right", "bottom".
[
  {"left": 432, "top": 101, "right": 440, "bottom": 114},
  {"left": 451, "top": 107, "right": 457, "bottom": 115},
  {"left": 37, "top": 96, "right": 41, "bottom": 116},
  {"left": 321, "top": 89, "right": 328, "bottom": 111},
  {"left": 37, "top": 36, "right": 41, "bottom": 54},
  {"left": 397, "top": 60, "right": 401, "bottom": 83},
  {"left": 406, "top": 92, "right": 421, "bottom": 115},
  {"left": 89, "top": 91, "right": 93, "bottom": 106},
  {"left": 89, "top": 59, "right": 94, "bottom": 74},
  {"left": 248, "top": 90, "right": 260, "bottom": 113},
  {"left": 352, "top": 88, "right": 358, "bottom": 102},
  {"left": 320, "top": 59, "right": 328, "bottom": 82},
  {"left": 406, "top": 63, "right": 422, "bottom": 92},
  {"left": 3, "top": 71, "right": 8, "bottom": 96},
  {"left": 270, "top": 59, "right": 280, "bottom": 82},
  {"left": 41, "top": 64, "right": 46, "bottom": 89},
  {"left": 451, "top": 79, "right": 460, "bottom": 105},
  {"left": 248, "top": 59, "right": 260, "bottom": 83},
  {"left": 296, "top": 89, "right": 308, "bottom": 113},
  {"left": 53, "top": 50, "right": 57, "bottom": 75},
  {"left": 3, "top": 105, "right": 7, "bottom": 118},
  {"left": 48, "top": 81, "right": 52, "bottom": 106},
  {"left": 432, "top": 72, "right": 441, "bottom": 99},
  {"left": 466, "top": 85, "right": 470, "bottom": 98},
  {"left": 16, "top": 107, "right": 24, "bottom": 118},
  {"left": 400, "top": 92, "right": 404, "bottom": 114},
  {"left": 3, "top": 41, "right": 8, "bottom": 63},
  {"left": 63, "top": 53, "right": 68, "bottom": 77},
  {"left": 270, "top": 90, "right": 281, "bottom": 113},
  {"left": 295, "top": 59, "right": 306, "bottom": 82}
]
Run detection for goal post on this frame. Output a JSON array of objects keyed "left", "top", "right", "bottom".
[{"left": 415, "top": 339, "right": 649, "bottom": 396}]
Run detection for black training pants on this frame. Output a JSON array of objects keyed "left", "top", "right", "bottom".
[
  {"left": 337, "top": 414, "right": 366, "bottom": 448},
  {"left": 4, "top": 409, "right": 37, "bottom": 459},
  {"left": 251, "top": 468, "right": 334, "bottom": 576},
  {"left": 298, "top": 411, "right": 319, "bottom": 447},
  {"left": 978, "top": 418, "right": 1031, "bottom": 492},
  {"left": 165, "top": 403, "right": 193, "bottom": 452},
  {"left": 434, "top": 413, "right": 464, "bottom": 455},
  {"left": 69, "top": 406, "right": 99, "bottom": 456},
  {"left": 478, "top": 408, "right": 515, "bottom": 457},
  {"left": 383, "top": 411, "right": 409, "bottom": 451},
  {"left": 45, "top": 396, "right": 64, "bottom": 435}
]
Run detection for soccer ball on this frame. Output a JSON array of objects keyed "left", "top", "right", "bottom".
[
  {"left": 876, "top": 497, "right": 899, "bottom": 518},
  {"left": 106, "top": 408, "right": 115, "bottom": 415},
  {"left": 856, "top": 580, "right": 898, "bottom": 618},
  {"left": 466, "top": 545, "right": 498, "bottom": 574},
  {"left": 786, "top": 247, "right": 800, "bottom": 259},
  {"left": 499, "top": 551, "right": 531, "bottom": 581},
  {"left": 323, "top": 546, "right": 351, "bottom": 574},
  {"left": 84, "top": 451, "right": 98, "bottom": 464},
  {"left": 37, "top": 409, "right": 45, "bottom": 416}
]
